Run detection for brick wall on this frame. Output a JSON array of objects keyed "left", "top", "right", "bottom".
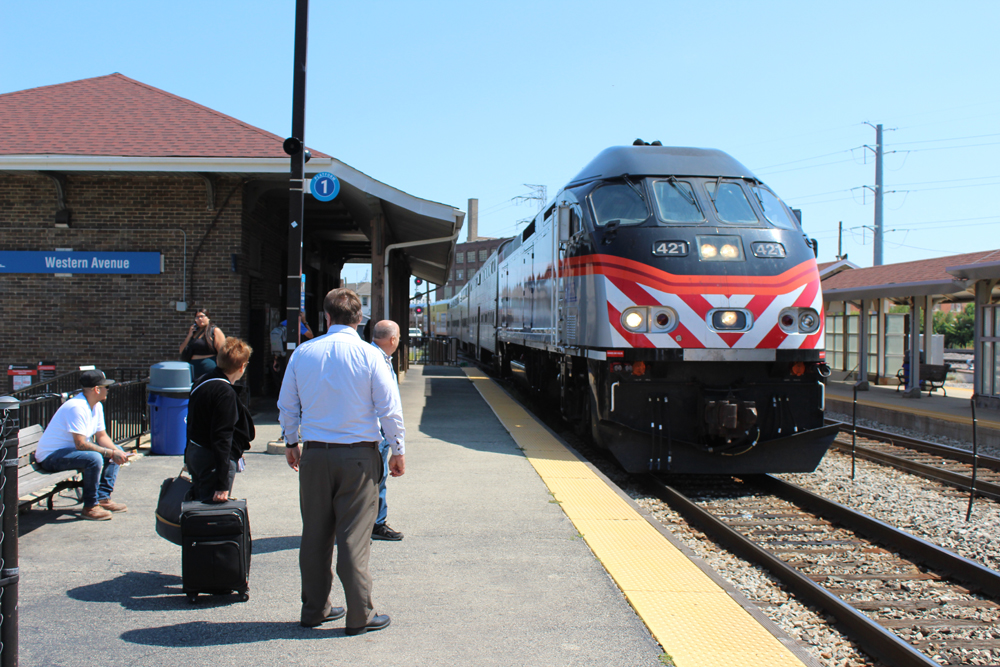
[{"left": 0, "top": 172, "right": 251, "bottom": 382}]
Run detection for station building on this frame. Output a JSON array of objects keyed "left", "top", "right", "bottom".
[
  {"left": 820, "top": 250, "right": 1000, "bottom": 410},
  {"left": 0, "top": 74, "right": 464, "bottom": 395}
]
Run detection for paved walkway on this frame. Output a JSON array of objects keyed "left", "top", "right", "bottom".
[{"left": 18, "top": 365, "right": 662, "bottom": 666}]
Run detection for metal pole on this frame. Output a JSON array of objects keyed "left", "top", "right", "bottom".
[
  {"left": 0, "top": 400, "right": 21, "bottom": 667},
  {"left": 966, "top": 396, "right": 979, "bottom": 522},
  {"left": 873, "top": 124, "right": 884, "bottom": 266},
  {"left": 851, "top": 384, "right": 858, "bottom": 480},
  {"left": 285, "top": 0, "right": 309, "bottom": 352}
]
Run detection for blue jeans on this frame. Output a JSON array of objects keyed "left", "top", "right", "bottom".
[
  {"left": 39, "top": 448, "right": 120, "bottom": 507},
  {"left": 376, "top": 438, "right": 390, "bottom": 526}
]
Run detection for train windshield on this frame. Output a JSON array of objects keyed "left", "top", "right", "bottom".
[
  {"left": 705, "top": 180, "right": 760, "bottom": 225},
  {"left": 751, "top": 186, "right": 800, "bottom": 230},
  {"left": 650, "top": 179, "right": 705, "bottom": 223},
  {"left": 590, "top": 182, "right": 649, "bottom": 226}
]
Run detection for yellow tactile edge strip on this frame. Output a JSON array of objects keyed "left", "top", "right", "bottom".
[{"left": 463, "top": 368, "right": 807, "bottom": 667}]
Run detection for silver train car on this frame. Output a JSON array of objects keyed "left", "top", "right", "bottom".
[{"left": 449, "top": 144, "right": 838, "bottom": 474}]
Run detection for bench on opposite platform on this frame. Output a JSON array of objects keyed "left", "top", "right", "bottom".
[
  {"left": 14, "top": 424, "right": 82, "bottom": 510},
  {"left": 895, "top": 363, "right": 952, "bottom": 397}
]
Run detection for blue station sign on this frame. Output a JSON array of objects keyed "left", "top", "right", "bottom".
[
  {"left": 0, "top": 251, "right": 161, "bottom": 274},
  {"left": 310, "top": 172, "right": 340, "bottom": 202}
]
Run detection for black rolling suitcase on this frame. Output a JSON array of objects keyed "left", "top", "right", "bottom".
[{"left": 180, "top": 499, "right": 252, "bottom": 603}]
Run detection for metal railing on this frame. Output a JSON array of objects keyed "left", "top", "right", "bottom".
[
  {"left": 11, "top": 367, "right": 149, "bottom": 400},
  {"left": 11, "top": 378, "right": 150, "bottom": 449},
  {"left": 407, "top": 337, "right": 458, "bottom": 365}
]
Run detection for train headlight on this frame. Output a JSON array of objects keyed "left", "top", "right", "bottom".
[
  {"left": 696, "top": 235, "right": 744, "bottom": 262},
  {"left": 798, "top": 310, "right": 820, "bottom": 333},
  {"left": 621, "top": 307, "right": 648, "bottom": 333},
  {"left": 778, "top": 308, "right": 822, "bottom": 334},
  {"left": 709, "top": 309, "right": 750, "bottom": 331},
  {"left": 651, "top": 307, "right": 678, "bottom": 332}
]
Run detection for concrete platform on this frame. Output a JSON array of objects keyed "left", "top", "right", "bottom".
[
  {"left": 825, "top": 380, "right": 1000, "bottom": 447},
  {"left": 17, "top": 365, "right": 663, "bottom": 666}
]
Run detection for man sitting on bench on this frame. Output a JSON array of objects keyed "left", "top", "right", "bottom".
[{"left": 34, "top": 370, "right": 132, "bottom": 520}]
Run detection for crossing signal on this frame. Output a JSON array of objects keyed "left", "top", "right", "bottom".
[
  {"left": 415, "top": 306, "right": 424, "bottom": 315},
  {"left": 414, "top": 278, "right": 423, "bottom": 286}
]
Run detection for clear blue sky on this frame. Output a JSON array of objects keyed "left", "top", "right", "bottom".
[{"left": 3, "top": 1, "right": 998, "bottom": 287}]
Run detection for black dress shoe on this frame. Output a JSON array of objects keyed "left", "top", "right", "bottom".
[
  {"left": 300, "top": 606, "right": 347, "bottom": 628},
  {"left": 372, "top": 523, "right": 403, "bottom": 541},
  {"left": 345, "top": 613, "right": 390, "bottom": 636}
]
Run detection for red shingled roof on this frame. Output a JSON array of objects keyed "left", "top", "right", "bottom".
[
  {"left": 0, "top": 73, "right": 329, "bottom": 159},
  {"left": 822, "top": 250, "right": 1000, "bottom": 290}
]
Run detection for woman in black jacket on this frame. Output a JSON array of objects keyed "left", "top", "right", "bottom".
[{"left": 185, "top": 337, "right": 255, "bottom": 502}]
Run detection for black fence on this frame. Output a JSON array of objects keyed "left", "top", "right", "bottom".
[
  {"left": 407, "top": 337, "right": 458, "bottom": 366},
  {"left": 11, "top": 367, "right": 149, "bottom": 400},
  {"left": 1, "top": 406, "right": 20, "bottom": 667},
  {"left": 10, "top": 378, "right": 150, "bottom": 449}
]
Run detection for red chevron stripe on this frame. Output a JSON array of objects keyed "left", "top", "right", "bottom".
[{"left": 609, "top": 276, "right": 660, "bottom": 307}]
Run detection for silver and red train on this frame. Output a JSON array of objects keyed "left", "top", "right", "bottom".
[{"left": 447, "top": 144, "right": 838, "bottom": 473}]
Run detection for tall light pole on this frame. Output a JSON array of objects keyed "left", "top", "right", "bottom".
[{"left": 283, "top": 0, "right": 309, "bottom": 351}]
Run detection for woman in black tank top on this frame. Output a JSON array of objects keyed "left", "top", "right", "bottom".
[{"left": 179, "top": 308, "right": 226, "bottom": 381}]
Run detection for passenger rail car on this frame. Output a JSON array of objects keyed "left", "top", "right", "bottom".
[{"left": 450, "top": 144, "right": 838, "bottom": 474}]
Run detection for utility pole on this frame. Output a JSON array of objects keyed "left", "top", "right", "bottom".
[
  {"left": 837, "top": 221, "right": 844, "bottom": 260},
  {"left": 873, "top": 123, "right": 884, "bottom": 266},
  {"left": 283, "top": 0, "right": 309, "bottom": 351}
]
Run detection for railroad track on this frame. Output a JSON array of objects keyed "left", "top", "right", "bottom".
[
  {"left": 827, "top": 420, "right": 1000, "bottom": 502},
  {"left": 649, "top": 474, "right": 1000, "bottom": 666}
]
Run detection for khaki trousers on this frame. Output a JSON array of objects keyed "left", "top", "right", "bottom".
[{"left": 298, "top": 444, "right": 381, "bottom": 628}]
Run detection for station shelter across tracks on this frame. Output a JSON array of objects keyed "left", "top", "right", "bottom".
[
  {"left": 820, "top": 251, "right": 1000, "bottom": 411},
  {"left": 0, "top": 74, "right": 464, "bottom": 396}
]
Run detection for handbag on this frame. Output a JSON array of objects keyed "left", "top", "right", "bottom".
[
  {"left": 155, "top": 468, "right": 192, "bottom": 545},
  {"left": 180, "top": 344, "right": 193, "bottom": 362}
]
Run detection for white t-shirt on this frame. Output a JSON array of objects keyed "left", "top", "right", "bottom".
[{"left": 35, "top": 394, "right": 106, "bottom": 462}]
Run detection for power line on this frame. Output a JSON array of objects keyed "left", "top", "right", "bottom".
[{"left": 888, "top": 132, "right": 1000, "bottom": 146}]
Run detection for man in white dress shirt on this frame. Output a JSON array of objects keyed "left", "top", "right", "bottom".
[{"left": 279, "top": 288, "right": 405, "bottom": 635}]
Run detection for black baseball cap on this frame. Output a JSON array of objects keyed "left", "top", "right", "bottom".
[{"left": 79, "top": 370, "right": 115, "bottom": 388}]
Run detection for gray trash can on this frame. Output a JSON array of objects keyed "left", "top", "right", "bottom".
[{"left": 148, "top": 362, "right": 193, "bottom": 456}]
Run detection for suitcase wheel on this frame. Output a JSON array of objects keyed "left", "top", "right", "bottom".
[
  {"left": 239, "top": 591, "right": 250, "bottom": 602},
  {"left": 187, "top": 593, "right": 199, "bottom": 604}
]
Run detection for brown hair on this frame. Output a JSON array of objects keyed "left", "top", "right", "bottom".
[
  {"left": 324, "top": 288, "right": 363, "bottom": 326},
  {"left": 217, "top": 336, "right": 253, "bottom": 373}
]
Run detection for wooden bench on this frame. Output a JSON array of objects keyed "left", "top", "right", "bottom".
[
  {"left": 895, "top": 363, "right": 952, "bottom": 397},
  {"left": 15, "top": 424, "right": 83, "bottom": 509}
]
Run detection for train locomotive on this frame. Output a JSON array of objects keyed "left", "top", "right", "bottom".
[{"left": 449, "top": 144, "right": 838, "bottom": 474}]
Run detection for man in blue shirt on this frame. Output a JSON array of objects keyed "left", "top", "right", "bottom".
[
  {"left": 279, "top": 289, "right": 405, "bottom": 635},
  {"left": 371, "top": 320, "right": 403, "bottom": 541}
]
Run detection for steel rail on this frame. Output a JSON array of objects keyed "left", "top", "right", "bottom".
[
  {"left": 649, "top": 474, "right": 962, "bottom": 667},
  {"left": 757, "top": 475, "right": 1000, "bottom": 598},
  {"left": 829, "top": 439, "right": 1000, "bottom": 502},
  {"left": 827, "top": 418, "right": 1000, "bottom": 470}
]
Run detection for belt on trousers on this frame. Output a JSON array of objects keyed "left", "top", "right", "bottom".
[{"left": 303, "top": 441, "right": 378, "bottom": 449}]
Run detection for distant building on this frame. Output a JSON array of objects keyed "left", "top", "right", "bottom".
[
  {"left": 342, "top": 281, "right": 372, "bottom": 320},
  {"left": 434, "top": 237, "right": 509, "bottom": 300}
]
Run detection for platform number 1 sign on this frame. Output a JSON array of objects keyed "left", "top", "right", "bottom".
[{"left": 310, "top": 172, "right": 340, "bottom": 202}]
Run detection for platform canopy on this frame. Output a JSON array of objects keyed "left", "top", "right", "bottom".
[
  {"left": 0, "top": 73, "right": 463, "bottom": 286},
  {"left": 821, "top": 250, "right": 1000, "bottom": 304}
]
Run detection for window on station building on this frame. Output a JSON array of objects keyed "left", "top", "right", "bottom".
[
  {"left": 457, "top": 269, "right": 464, "bottom": 280},
  {"left": 456, "top": 252, "right": 464, "bottom": 264},
  {"left": 361, "top": 296, "right": 368, "bottom": 306},
  {"left": 466, "top": 251, "right": 475, "bottom": 263},
  {"left": 479, "top": 249, "right": 487, "bottom": 262}
]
